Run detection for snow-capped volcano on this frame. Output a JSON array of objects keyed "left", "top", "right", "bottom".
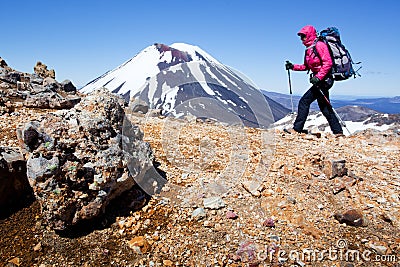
[
  {"left": 81, "top": 43, "right": 289, "bottom": 128},
  {"left": 81, "top": 43, "right": 222, "bottom": 98}
]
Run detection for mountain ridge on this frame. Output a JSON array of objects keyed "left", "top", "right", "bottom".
[{"left": 81, "top": 43, "right": 289, "bottom": 126}]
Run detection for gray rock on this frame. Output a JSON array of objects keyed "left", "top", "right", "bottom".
[
  {"left": 43, "top": 77, "right": 58, "bottom": 89},
  {"left": 0, "top": 147, "right": 32, "bottom": 212},
  {"left": 60, "top": 79, "right": 76, "bottom": 93},
  {"left": 18, "top": 88, "right": 154, "bottom": 230},
  {"left": 8, "top": 72, "right": 21, "bottom": 83},
  {"left": 30, "top": 74, "right": 44, "bottom": 85},
  {"left": 17, "top": 121, "right": 42, "bottom": 152},
  {"left": 26, "top": 155, "right": 59, "bottom": 185},
  {"left": 368, "top": 242, "right": 388, "bottom": 255},
  {"left": 24, "top": 92, "right": 76, "bottom": 109},
  {"left": 203, "top": 196, "right": 225, "bottom": 209},
  {"left": 192, "top": 207, "right": 206, "bottom": 221},
  {"left": 130, "top": 98, "right": 149, "bottom": 114}
]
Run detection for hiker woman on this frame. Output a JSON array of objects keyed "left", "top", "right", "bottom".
[{"left": 285, "top": 25, "right": 344, "bottom": 137}]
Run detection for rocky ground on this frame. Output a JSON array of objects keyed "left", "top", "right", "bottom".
[
  {"left": 1, "top": 56, "right": 399, "bottom": 267},
  {"left": 1, "top": 101, "right": 400, "bottom": 266}
]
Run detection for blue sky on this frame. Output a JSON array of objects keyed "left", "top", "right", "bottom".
[{"left": 2, "top": 0, "right": 399, "bottom": 97}]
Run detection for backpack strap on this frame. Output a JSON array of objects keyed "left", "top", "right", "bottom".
[
  {"left": 304, "top": 39, "right": 321, "bottom": 70},
  {"left": 312, "top": 39, "right": 322, "bottom": 62},
  {"left": 310, "top": 39, "right": 335, "bottom": 79}
]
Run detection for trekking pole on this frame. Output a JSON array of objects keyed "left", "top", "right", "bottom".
[
  {"left": 318, "top": 88, "right": 351, "bottom": 135},
  {"left": 286, "top": 61, "right": 294, "bottom": 113}
]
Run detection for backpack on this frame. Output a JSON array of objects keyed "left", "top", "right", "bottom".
[{"left": 314, "top": 27, "right": 361, "bottom": 81}]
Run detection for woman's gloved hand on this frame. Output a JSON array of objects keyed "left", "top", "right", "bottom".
[{"left": 285, "top": 61, "right": 294, "bottom": 70}]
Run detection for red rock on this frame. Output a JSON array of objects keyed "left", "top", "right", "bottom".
[
  {"left": 262, "top": 218, "right": 275, "bottom": 227},
  {"left": 226, "top": 211, "right": 238, "bottom": 219}
]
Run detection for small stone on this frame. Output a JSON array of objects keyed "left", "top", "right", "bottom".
[
  {"left": 368, "top": 240, "right": 389, "bottom": 255},
  {"left": 33, "top": 242, "right": 42, "bottom": 251},
  {"left": 376, "top": 197, "right": 387, "bottom": 204},
  {"left": 323, "top": 158, "right": 347, "bottom": 179},
  {"left": 334, "top": 209, "right": 367, "bottom": 227},
  {"left": 192, "top": 207, "right": 206, "bottom": 221},
  {"left": 161, "top": 185, "right": 170, "bottom": 192},
  {"left": 203, "top": 196, "right": 225, "bottom": 209},
  {"left": 236, "top": 241, "right": 257, "bottom": 262},
  {"left": 309, "top": 128, "right": 322, "bottom": 138},
  {"left": 163, "top": 260, "right": 173, "bottom": 266},
  {"left": 127, "top": 236, "right": 151, "bottom": 253},
  {"left": 241, "top": 180, "right": 264, "bottom": 197},
  {"left": 203, "top": 220, "right": 214, "bottom": 227},
  {"left": 214, "top": 223, "right": 223, "bottom": 231},
  {"left": 287, "top": 196, "right": 297, "bottom": 204},
  {"left": 226, "top": 210, "right": 238, "bottom": 219},
  {"left": 332, "top": 176, "right": 356, "bottom": 194},
  {"left": 262, "top": 218, "right": 275, "bottom": 227},
  {"left": 269, "top": 235, "right": 280, "bottom": 242}
]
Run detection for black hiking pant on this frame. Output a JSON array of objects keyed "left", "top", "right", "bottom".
[{"left": 293, "top": 77, "right": 343, "bottom": 134}]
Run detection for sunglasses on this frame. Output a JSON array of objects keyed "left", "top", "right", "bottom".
[{"left": 298, "top": 33, "right": 306, "bottom": 40}]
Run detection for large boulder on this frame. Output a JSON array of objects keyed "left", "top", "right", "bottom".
[{"left": 17, "top": 88, "right": 154, "bottom": 230}]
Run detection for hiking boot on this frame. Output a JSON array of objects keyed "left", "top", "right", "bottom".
[{"left": 335, "top": 133, "right": 345, "bottom": 138}]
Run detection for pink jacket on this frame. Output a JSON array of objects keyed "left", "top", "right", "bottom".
[{"left": 293, "top": 25, "right": 332, "bottom": 80}]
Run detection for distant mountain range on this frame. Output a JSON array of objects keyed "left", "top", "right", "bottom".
[
  {"left": 81, "top": 43, "right": 289, "bottom": 128},
  {"left": 265, "top": 90, "right": 400, "bottom": 135},
  {"left": 262, "top": 90, "right": 400, "bottom": 114},
  {"left": 273, "top": 105, "right": 400, "bottom": 136}
]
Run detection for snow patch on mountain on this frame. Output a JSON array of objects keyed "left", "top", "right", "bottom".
[{"left": 81, "top": 43, "right": 223, "bottom": 97}]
